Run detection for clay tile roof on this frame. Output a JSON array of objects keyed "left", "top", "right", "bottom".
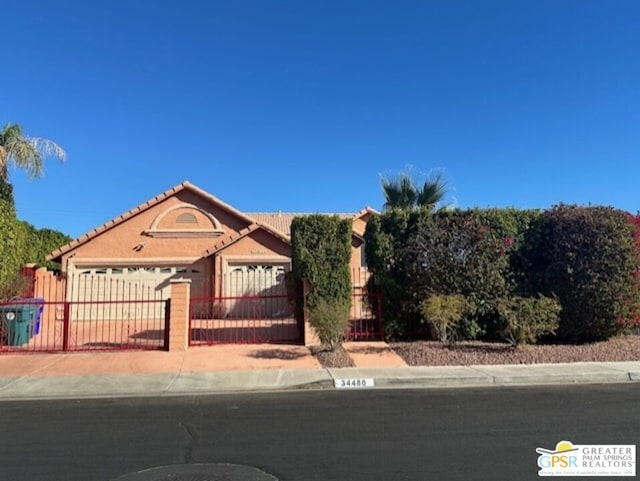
[
  {"left": 47, "top": 179, "right": 377, "bottom": 262},
  {"left": 245, "top": 212, "right": 356, "bottom": 237},
  {"left": 352, "top": 206, "right": 379, "bottom": 218},
  {"left": 47, "top": 181, "right": 262, "bottom": 262}
]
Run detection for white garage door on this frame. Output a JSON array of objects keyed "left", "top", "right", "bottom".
[
  {"left": 224, "top": 264, "right": 290, "bottom": 318},
  {"left": 69, "top": 264, "right": 205, "bottom": 320}
]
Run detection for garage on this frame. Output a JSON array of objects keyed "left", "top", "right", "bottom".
[
  {"left": 70, "top": 264, "right": 205, "bottom": 301},
  {"left": 68, "top": 263, "right": 206, "bottom": 320},
  {"left": 224, "top": 263, "right": 290, "bottom": 318}
]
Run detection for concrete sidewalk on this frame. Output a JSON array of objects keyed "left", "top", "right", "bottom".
[{"left": 0, "top": 342, "right": 638, "bottom": 401}]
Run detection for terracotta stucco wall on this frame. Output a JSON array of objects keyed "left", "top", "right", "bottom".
[
  {"left": 213, "top": 230, "right": 291, "bottom": 297},
  {"left": 60, "top": 191, "right": 252, "bottom": 270},
  {"left": 350, "top": 244, "right": 364, "bottom": 270},
  {"left": 219, "top": 230, "right": 291, "bottom": 258},
  {"left": 156, "top": 206, "right": 218, "bottom": 229},
  {"left": 352, "top": 216, "right": 369, "bottom": 236}
]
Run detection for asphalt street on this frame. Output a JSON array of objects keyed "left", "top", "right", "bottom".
[{"left": 2, "top": 384, "right": 638, "bottom": 481}]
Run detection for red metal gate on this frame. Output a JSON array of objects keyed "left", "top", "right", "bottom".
[
  {"left": 189, "top": 294, "right": 301, "bottom": 345},
  {"left": 0, "top": 269, "right": 170, "bottom": 354},
  {"left": 0, "top": 298, "right": 169, "bottom": 353},
  {"left": 347, "top": 290, "right": 384, "bottom": 341}
]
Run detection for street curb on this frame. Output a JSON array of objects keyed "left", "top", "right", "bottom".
[
  {"left": 0, "top": 363, "right": 638, "bottom": 402},
  {"left": 468, "top": 362, "right": 636, "bottom": 386}
]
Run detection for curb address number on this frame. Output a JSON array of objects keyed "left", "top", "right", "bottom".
[{"left": 335, "top": 378, "right": 375, "bottom": 389}]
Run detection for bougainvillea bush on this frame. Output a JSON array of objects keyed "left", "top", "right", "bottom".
[
  {"left": 366, "top": 205, "right": 640, "bottom": 344},
  {"left": 521, "top": 205, "right": 640, "bottom": 343}
]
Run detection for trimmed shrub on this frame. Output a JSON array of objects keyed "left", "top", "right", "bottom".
[
  {"left": 291, "top": 215, "right": 352, "bottom": 349},
  {"left": 421, "top": 294, "right": 471, "bottom": 346},
  {"left": 496, "top": 296, "right": 561, "bottom": 346},
  {"left": 307, "top": 298, "right": 351, "bottom": 350},
  {"left": 522, "top": 205, "right": 640, "bottom": 343}
]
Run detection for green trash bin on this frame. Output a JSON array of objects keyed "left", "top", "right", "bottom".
[{"left": 0, "top": 304, "right": 36, "bottom": 347}]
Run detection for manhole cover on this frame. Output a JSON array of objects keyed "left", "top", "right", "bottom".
[{"left": 111, "top": 463, "right": 279, "bottom": 481}]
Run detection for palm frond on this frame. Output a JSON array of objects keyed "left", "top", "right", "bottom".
[
  {"left": 28, "top": 137, "right": 67, "bottom": 163},
  {"left": 0, "top": 123, "right": 66, "bottom": 180},
  {"left": 381, "top": 174, "right": 418, "bottom": 211},
  {"left": 6, "top": 139, "right": 43, "bottom": 177},
  {"left": 417, "top": 173, "right": 447, "bottom": 211}
]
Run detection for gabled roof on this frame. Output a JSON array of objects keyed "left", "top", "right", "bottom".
[
  {"left": 246, "top": 208, "right": 378, "bottom": 237},
  {"left": 353, "top": 206, "right": 379, "bottom": 219},
  {"left": 246, "top": 212, "right": 353, "bottom": 237},
  {"left": 199, "top": 222, "right": 290, "bottom": 258},
  {"left": 47, "top": 181, "right": 378, "bottom": 262},
  {"left": 47, "top": 181, "right": 267, "bottom": 262}
]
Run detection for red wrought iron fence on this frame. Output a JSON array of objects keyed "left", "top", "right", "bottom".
[
  {"left": 0, "top": 298, "right": 168, "bottom": 353},
  {"left": 348, "top": 268, "right": 384, "bottom": 341},
  {"left": 190, "top": 294, "right": 300, "bottom": 345},
  {"left": 189, "top": 269, "right": 384, "bottom": 345},
  {"left": 190, "top": 268, "right": 301, "bottom": 345},
  {"left": 0, "top": 270, "right": 169, "bottom": 353},
  {"left": 188, "top": 268, "right": 384, "bottom": 345}
]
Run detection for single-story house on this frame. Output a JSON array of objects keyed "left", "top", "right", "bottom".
[{"left": 47, "top": 181, "right": 376, "bottom": 313}]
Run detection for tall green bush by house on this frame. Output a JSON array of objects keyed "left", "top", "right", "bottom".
[
  {"left": 365, "top": 208, "right": 541, "bottom": 339},
  {"left": 522, "top": 205, "right": 640, "bottom": 343},
  {"left": 0, "top": 177, "right": 13, "bottom": 204},
  {"left": 0, "top": 198, "right": 23, "bottom": 296},
  {"left": 366, "top": 203, "right": 640, "bottom": 344},
  {"left": 363, "top": 209, "right": 428, "bottom": 338},
  {"left": 18, "top": 221, "right": 71, "bottom": 270},
  {"left": 0, "top": 190, "right": 71, "bottom": 298},
  {"left": 291, "top": 215, "right": 353, "bottom": 348}
]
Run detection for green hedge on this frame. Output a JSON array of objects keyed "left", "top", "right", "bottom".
[
  {"left": 365, "top": 205, "right": 640, "bottom": 344},
  {"left": 291, "top": 215, "right": 352, "bottom": 307},
  {"left": 17, "top": 221, "right": 71, "bottom": 270},
  {"left": 521, "top": 205, "right": 640, "bottom": 343},
  {"left": 0, "top": 183, "right": 71, "bottom": 298},
  {"left": 365, "top": 208, "right": 541, "bottom": 339},
  {"left": 0, "top": 199, "right": 23, "bottom": 291},
  {"left": 291, "top": 215, "right": 352, "bottom": 347},
  {"left": 0, "top": 178, "right": 13, "bottom": 204},
  {"left": 363, "top": 210, "right": 423, "bottom": 338}
]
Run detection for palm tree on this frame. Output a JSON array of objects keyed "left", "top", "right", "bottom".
[
  {"left": 381, "top": 171, "right": 447, "bottom": 212},
  {"left": 382, "top": 174, "right": 417, "bottom": 211},
  {"left": 416, "top": 173, "right": 446, "bottom": 213},
  {"left": 0, "top": 122, "right": 66, "bottom": 181}
]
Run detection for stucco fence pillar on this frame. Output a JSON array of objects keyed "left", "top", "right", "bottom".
[{"left": 168, "top": 279, "right": 191, "bottom": 351}]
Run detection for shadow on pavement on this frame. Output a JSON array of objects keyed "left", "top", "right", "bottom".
[{"left": 247, "top": 348, "right": 309, "bottom": 360}]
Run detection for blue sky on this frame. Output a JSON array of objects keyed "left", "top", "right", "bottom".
[{"left": 3, "top": 0, "right": 639, "bottom": 238}]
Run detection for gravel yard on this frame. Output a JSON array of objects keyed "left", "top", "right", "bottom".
[
  {"left": 310, "top": 345, "right": 355, "bottom": 368},
  {"left": 310, "top": 335, "right": 640, "bottom": 368},
  {"left": 391, "top": 335, "right": 640, "bottom": 366}
]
